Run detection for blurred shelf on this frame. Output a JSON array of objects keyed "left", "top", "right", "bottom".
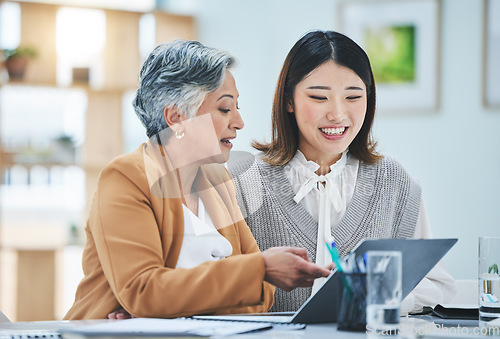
[{"left": 0, "top": 1, "right": 196, "bottom": 321}]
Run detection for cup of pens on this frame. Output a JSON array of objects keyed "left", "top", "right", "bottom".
[
  {"left": 334, "top": 251, "right": 367, "bottom": 332},
  {"left": 337, "top": 270, "right": 367, "bottom": 331}
]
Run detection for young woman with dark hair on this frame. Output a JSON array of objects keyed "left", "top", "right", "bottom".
[{"left": 229, "top": 30, "right": 456, "bottom": 314}]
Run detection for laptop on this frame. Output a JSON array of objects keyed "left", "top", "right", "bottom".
[{"left": 194, "top": 238, "right": 458, "bottom": 324}]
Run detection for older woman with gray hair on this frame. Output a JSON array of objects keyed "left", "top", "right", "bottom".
[{"left": 64, "top": 40, "right": 330, "bottom": 320}]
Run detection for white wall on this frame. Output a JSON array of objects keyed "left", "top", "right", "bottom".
[{"left": 192, "top": 0, "right": 500, "bottom": 280}]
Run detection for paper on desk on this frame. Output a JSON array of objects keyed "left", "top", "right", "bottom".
[{"left": 61, "top": 318, "right": 272, "bottom": 337}]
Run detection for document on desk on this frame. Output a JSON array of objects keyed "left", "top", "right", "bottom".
[{"left": 61, "top": 318, "right": 272, "bottom": 337}]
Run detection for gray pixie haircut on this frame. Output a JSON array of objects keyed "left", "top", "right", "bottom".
[{"left": 133, "top": 40, "right": 236, "bottom": 138}]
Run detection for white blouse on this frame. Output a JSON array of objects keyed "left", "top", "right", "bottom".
[
  {"left": 284, "top": 150, "right": 456, "bottom": 314},
  {"left": 176, "top": 198, "right": 233, "bottom": 269}
]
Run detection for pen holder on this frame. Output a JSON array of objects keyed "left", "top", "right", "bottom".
[{"left": 337, "top": 272, "right": 367, "bottom": 332}]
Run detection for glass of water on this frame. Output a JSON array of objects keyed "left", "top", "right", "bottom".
[
  {"left": 479, "top": 237, "right": 500, "bottom": 327},
  {"left": 366, "top": 251, "right": 402, "bottom": 336}
]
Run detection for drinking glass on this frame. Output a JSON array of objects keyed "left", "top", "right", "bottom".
[
  {"left": 479, "top": 237, "right": 500, "bottom": 328},
  {"left": 366, "top": 251, "right": 402, "bottom": 336}
]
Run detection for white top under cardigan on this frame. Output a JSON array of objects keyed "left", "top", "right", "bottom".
[
  {"left": 176, "top": 198, "right": 233, "bottom": 269},
  {"left": 284, "top": 150, "right": 456, "bottom": 315}
]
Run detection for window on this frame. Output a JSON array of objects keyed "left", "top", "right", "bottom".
[
  {"left": 0, "top": 85, "right": 87, "bottom": 248},
  {"left": 56, "top": 7, "right": 106, "bottom": 88},
  {"left": 0, "top": 2, "right": 20, "bottom": 50}
]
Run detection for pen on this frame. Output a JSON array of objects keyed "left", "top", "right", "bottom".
[
  {"left": 326, "top": 237, "right": 352, "bottom": 298},
  {"left": 325, "top": 237, "right": 344, "bottom": 273}
]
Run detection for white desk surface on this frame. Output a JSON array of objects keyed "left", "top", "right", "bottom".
[{"left": 0, "top": 316, "right": 494, "bottom": 339}]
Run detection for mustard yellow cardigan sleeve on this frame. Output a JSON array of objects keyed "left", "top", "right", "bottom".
[{"left": 64, "top": 147, "right": 274, "bottom": 319}]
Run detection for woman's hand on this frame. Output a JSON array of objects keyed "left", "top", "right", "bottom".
[
  {"left": 261, "top": 247, "right": 331, "bottom": 292},
  {"left": 108, "top": 308, "right": 133, "bottom": 319}
]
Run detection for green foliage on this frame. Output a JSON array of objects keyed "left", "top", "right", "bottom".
[
  {"left": 55, "top": 135, "right": 74, "bottom": 144},
  {"left": 365, "top": 25, "right": 416, "bottom": 84},
  {"left": 489, "top": 263, "right": 499, "bottom": 275},
  {"left": 2, "top": 46, "right": 38, "bottom": 59}
]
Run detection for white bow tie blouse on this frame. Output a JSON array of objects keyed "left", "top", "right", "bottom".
[
  {"left": 284, "top": 150, "right": 456, "bottom": 313},
  {"left": 285, "top": 150, "right": 356, "bottom": 292}
]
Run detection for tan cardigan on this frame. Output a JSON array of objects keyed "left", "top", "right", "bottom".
[{"left": 64, "top": 144, "right": 274, "bottom": 319}]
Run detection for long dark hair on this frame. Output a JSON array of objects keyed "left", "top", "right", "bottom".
[{"left": 253, "top": 30, "right": 381, "bottom": 165}]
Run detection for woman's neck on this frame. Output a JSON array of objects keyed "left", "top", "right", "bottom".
[
  {"left": 298, "top": 150, "right": 342, "bottom": 176},
  {"left": 176, "top": 166, "right": 198, "bottom": 196},
  {"left": 163, "top": 142, "right": 201, "bottom": 215},
  {"left": 176, "top": 166, "right": 200, "bottom": 215},
  {"left": 315, "top": 164, "right": 332, "bottom": 176}
]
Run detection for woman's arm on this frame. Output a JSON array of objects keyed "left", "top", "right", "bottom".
[
  {"left": 92, "top": 161, "right": 272, "bottom": 319},
  {"left": 94, "top": 159, "right": 330, "bottom": 319}
]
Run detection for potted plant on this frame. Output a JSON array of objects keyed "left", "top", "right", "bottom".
[
  {"left": 51, "top": 134, "right": 76, "bottom": 163},
  {"left": 2, "top": 46, "right": 38, "bottom": 80}
]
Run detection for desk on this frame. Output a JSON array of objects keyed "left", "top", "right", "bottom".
[
  {"left": 1, "top": 320, "right": 347, "bottom": 339},
  {"left": 1, "top": 317, "right": 496, "bottom": 339}
]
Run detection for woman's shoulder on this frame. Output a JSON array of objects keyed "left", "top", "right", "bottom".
[
  {"left": 361, "top": 154, "right": 420, "bottom": 189},
  {"left": 102, "top": 145, "right": 146, "bottom": 174},
  {"left": 227, "top": 151, "right": 260, "bottom": 176},
  {"left": 227, "top": 151, "right": 281, "bottom": 180},
  {"left": 363, "top": 154, "right": 410, "bottom": 174},
  {"left": 95, "top": 145, "right": 150, "bottom": 190}
]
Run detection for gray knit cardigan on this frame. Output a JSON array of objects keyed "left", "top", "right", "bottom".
[{"left": 227, "top": 153, "right": 421, "bottom": 312}]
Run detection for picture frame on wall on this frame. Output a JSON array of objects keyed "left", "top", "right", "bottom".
[
  {"left": 484, "top": 0, "right": 500, "bottom": 108},
  {"left": 339, "top": 0, "right": 441, "bottom": 114}
]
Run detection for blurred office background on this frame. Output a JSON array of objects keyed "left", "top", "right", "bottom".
[{"left": 0, "top": 0, "right": 498, "bottom": 321}]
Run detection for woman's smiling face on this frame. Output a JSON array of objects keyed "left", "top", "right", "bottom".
[{"left": 290, "top": 60, "right": 367, "bottom": 166}]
